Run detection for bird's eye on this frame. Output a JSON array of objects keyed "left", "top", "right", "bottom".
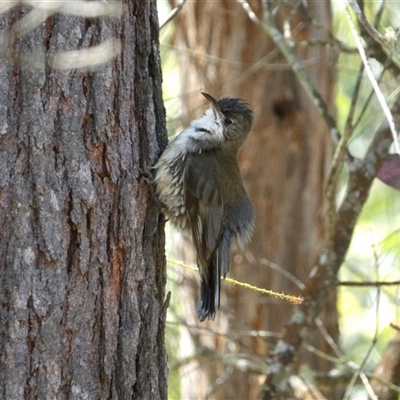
[{"left": 224, "top": 118, "right": 232, "bottom": 125}]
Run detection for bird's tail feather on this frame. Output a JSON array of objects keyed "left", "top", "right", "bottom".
[
  {"left": 197, "top": 233, "right": 231, "bottom": 321},
  {"left": 197, "top": 258, "right": 220, "bottom": 321}
]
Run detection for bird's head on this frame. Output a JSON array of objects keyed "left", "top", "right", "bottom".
[{"left": 201, "top": 92, "right": 253, "bottom": 145}]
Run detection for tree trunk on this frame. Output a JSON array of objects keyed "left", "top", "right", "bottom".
[
  {"left": 0, "top": 1, "right": 168, "bottom": 399},
  {"left": 170, "top": 1, "right": 336, "bottom": 398}
]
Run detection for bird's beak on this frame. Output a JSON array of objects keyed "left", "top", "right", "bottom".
[{"left": 201, "top": 92, "right": 223, "bottom": 120}]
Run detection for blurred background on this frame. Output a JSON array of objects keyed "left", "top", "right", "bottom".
[{"left": 157, "top": 1, "right": 400, "bottom": 399}]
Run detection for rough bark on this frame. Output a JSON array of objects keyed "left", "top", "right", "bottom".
[
  {"left": 170, "top": 1, "right": 336, "bottom": 399},
  {"left": 0, "top": 1, "right": 168, "bottom": 399}
]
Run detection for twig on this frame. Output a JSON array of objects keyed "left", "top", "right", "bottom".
[
  {"left": 325, "top": 61, "right": 370, "bottom": 257},
  {"left": 315, "top": 317, "right": 343, "bottom": 358},
  {"left": 237, "top": 0, "right": 340, "bottom": 144},
  {"left": 206, "top": 367, "right": 234, "bottom": 399},
  {"left": 338, "top": 280, "right": 400, "bottom": 287},
  {"left": 292, "top": 38, "right": 357, "bottom": 53},
  {"left": 352, "top": 76, "right": 384, "bottom": 133},
  {"left": 159, "top": 0, "right": 186, "bottom": 30},
  {"left": 167, "top": 258, "right": 303, "bottom": 305},
  {"left": 344, "top": 64, "right": 365, "bottom": 135},
  {"left": 373, "top": 0, "right": 386, "bottom": 29},
  {"left": 325, "top": 118, "right": 354, "bottom": 255},
  {"left": 343, "top": 245, "right": 381, "bottom": 400},
  {"left": 346, "top": 0, "right": 400, "bottom": 73},
  {"left": 260, "top": 258, "right": 305, "bottom": 289},
  {"left": 345, "top": 2, "right": 400, "bottom": 155}
]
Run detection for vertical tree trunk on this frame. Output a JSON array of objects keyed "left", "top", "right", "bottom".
[
  {"left": 0, "top": 1, "right": 168, "bottom": 399},
  {"left": 171, "top": 1, "right": 336, "bottom": 398}
]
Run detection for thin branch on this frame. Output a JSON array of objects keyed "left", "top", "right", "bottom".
[
  {"left": 323, "top": 38, "right": 366, "bottom": 260},
  {"left": 206, "top": 367, "right": 234, "bottom": 399},
  {"left": 285, "top": 0, "right": 358, "bottom": 54},
  {"left": 346, "top": 0, "right": 400, "bottom": 74},
  {"left": 352, "top": 78, "right": 382, "bottom": 133},
  {"left": 373, "top": 0, "right": 386, "bottom": 29},
  {"left": 325, "top": 111, "right": 355, "bottom": 255},
  {"left": 303, "top": 342, "right": 341, "bottom": 365},
  {"left": 313, "top": 370, "right": 400, "bottom": 395},
  {"left": 338, "top": 280, "right": 400, "bottom": 287},
  {"left": 343, "top": 246, "right": 381, "bottom": 400},
  {"left": 345, "top": 2, "right": 400, "bottom": 154},
  {"left": 292, "top": 38, "right": 357, "bottom": 53},
  {"left": 159, "top": 0, "right": 186, "bottom": 30},
  {"left": 344, "top": 64, "right": 365, "bottom": 135},
  {"left": 237, "top": 0, "right": 340, "bottom": 144},
  {"left": 167, "top": 258, "right": 303, "bottom": 304},
  {"left": 260, "top": 258, "right": 305, "bottom": 289},
  {"left": 161, "top": 42, "right": 247, "bottom": 67},
  {"left": 315, "top": 317, "right": 343, "bottom": 358}
]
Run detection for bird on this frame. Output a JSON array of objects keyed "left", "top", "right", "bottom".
[{"left": 154, "top": 92, "right": 255, "bottom": 321}]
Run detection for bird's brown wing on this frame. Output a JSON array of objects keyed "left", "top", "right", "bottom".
[{"left": 183, "top": 154, "right": 224, "bottom": 288}]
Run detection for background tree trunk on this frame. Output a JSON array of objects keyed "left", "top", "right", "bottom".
[
  {"left": 171, "top": 1, "right": 337, "bottom": 398},
  {"left": 0, "top": 1, "right": 168, "bottom": 398}
]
